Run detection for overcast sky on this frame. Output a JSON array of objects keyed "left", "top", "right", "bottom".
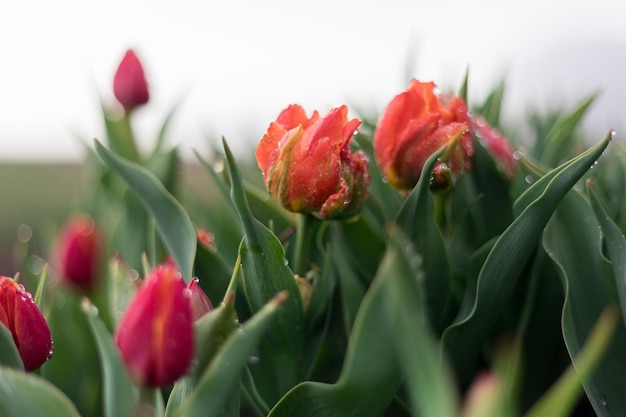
[{"left": 1, "top": 0, "right": 625, "bottom": 161}]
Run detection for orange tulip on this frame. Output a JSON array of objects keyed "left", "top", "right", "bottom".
[
  {"left": 374, "top": 80, "right": 473, "bottom": 190},
  {"left": 256, "top": 104, "right": 370, "bottom": 219}
]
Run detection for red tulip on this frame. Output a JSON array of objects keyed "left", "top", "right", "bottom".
[
  {"left": 186, "top": 278, "right": 213, "bottom": 321},
  {"left": 115, "top": 264, "right": 194, "bottom": 387},
  {"left": 374, "top": 80, "right": 473, "bottom": 190},
  {"left": 256, "top": 104, "right": 370, "bottom": 219},
  {"left": 113, "top": 49, "right": 150, "bottom": 112},
  {"left": 0, "top": 276, "right": 53, "bottom": 371},
  {"left": 56, "top": 214, "right": 103, "bottom": 292}
]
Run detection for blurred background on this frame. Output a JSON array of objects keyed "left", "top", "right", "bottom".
[{"left": 0, "top": 0, "right": 625, "bottom": 268}]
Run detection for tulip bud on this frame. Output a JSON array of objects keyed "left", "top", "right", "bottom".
[
  {"left": 256, "top": 104, "right": 370, "bottom": 220},
  {"left": 56, "top": 214, "right": 103, "bottom": 292},
  {"left": 0, "top": 276, "right": 53, "bottom": 371},
  {"left": 374, "top": 80, "right": 473, "bottom": 190},
  {"left": 429, "top": 163, "right": 454, "bottom": 193},
  {"left": 186, "top": 278, "right": 213, "bottom": 321},
  {"left": 113, "top": 49, "right": 150, "bottom": 112},
  {"left": 115, "top": 264, "right": 194, "bottom": 387}
]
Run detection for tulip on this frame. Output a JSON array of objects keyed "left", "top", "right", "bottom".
[
  {"left": 56, "top": 214, "right": 103, "bottom": 292},
  {"left": 256, "top": 104, "right": 370, "bottom": 219},
  {"left": 0, "top": 276, "right": 53, "bottom": 371},
  {"left": 115, "top": 264, "right": 194, "bottom": 387},
  {"left": 186, "top": 278, "right": 213, "bottom": 321},
  {"left": 374, "top": 80, "right": 473, "bottom": 190},
  {"left": 113, "top": 49, "right": 150, "bottom": 112}
]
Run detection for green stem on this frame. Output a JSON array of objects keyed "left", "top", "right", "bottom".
[{"left": 293, "top": 214, "right": 314, "bottom": 276}]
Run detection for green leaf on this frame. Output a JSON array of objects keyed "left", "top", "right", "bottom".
[
  {"left": 525, "top": 307, "right": 618, "bottom": 417},
  {"left": 101, "top": 105, "right": 140, "bottom": 163},
  {"left": 83, "top": 300, "right": 137, "bottom": 417},
  {"left": 0, "top": 366, "right": 82, "bottom": 417},
  {"left": 588, "top": 182, "right": 626, "bottom": 326},
  {"left": 384, "top": 228, "right": 459, "bottom": 417},
  {"left": 95, "top": 139, "right": 196, "bottom": 282},
  {"left": 222, "top": 139, "right": 304, "bottom": 400},
  {"left": 395, "top": 148, "right": 452, "bottom": 330},
  {"left": 541, "top": 92, "right": 598, "bottom": 167},
  {"left": 0, "top": 323, "right": 23, "bottom": 371},
  {"left": 269, "top": 227, "right": 457, "bottom": 417},
  {"left": 442, "top": 133, "right": 612, "bottom": 374},
  {"left": 543, "top": 190, "right": 626, "bottom": 416},
  {"left": 174, "top": 292, "right": 288, "bottom": 417}
]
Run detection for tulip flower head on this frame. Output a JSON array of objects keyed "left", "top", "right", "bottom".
[
  {"left": 374, "top": 80, "right": 473, "bottom": 190},
  {"left": 115, "top": 264, "right": 194, "bottom": 387},
  {"left": 256, "top": 104, "right": 370, "bottom": 219},
  {"left": 0, "top": 276, "right": 53, "bottom": 371},
  {"left": 472, "top": 117, "right": 518, "bottom": 179},
  {"left": 113, "top": 49, "right": 150, "bottom": 112},
  {"left": 56, "top": 213, "right": 103, "bottom": 292}
]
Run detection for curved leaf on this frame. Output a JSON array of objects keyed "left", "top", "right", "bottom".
[
  {"left": 95, "top": 140, "right": 196, "bottom": 282},
  {"left": 269, "top": 228, "right": 454, "bottom": 417},
  {"left": 395, "top": 148, "right": 452, "bottom": 330},
  {"left": 223, "top": 139, "right": 304, "bottom": 401},
  {"left": 0, "top": 366, "right": 82, "bottom": 417},
  {"left": 543, "top": 190, "right": 626, "bottom": 416},
  {"left": 442, "top": 133, "right": 612, "bottom": 373},
  {"left": 174, "top": 292, "right": 288, "bottom": 417},
  {"left": 83, "top": 301, "right": 136, "bottom": 417}
]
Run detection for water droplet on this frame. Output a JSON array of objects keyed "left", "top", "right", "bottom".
[
  {"left": 128, "top": 269, "right": 140, "bottom": 282},
  {"left": 192, "top": 277, "right": 199, "bottom": 283},
  {"left": 524, "top": 175, "right": 534, "bottom": 184},
  {"left": 247, "top": 355, "right": 260, "bottom": 364},
  {"left": 513, "top": 150, "right": 522, "bottom": 161},
  {"left": 600, "top": 395, "right": 608, "bottom": 407},
  {"left": 283, "top": 259, "right": 289, "bottom": 266}
]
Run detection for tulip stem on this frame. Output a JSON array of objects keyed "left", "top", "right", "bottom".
[
  {"left": 293, "top": 214, "right": 314, "bottom": 276},
  {"left": 137, "top": 386, "right": 162, "bottom": 417}
]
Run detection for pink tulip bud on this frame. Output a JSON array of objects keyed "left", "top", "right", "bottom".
[
  {"left": 256, "top": 104, "right": 370, "bottom": 219},
  {"left": 56, "top": 214, "right": 103, "bottom": 292},
  {"left": 113, "top": 49, "right": 150, "bottom": 112},
  {"left": 0, "top": 276, "right": 53, "bottom": 371},
  {"left": 186, "top": 278, "right": 213, "bottom": 321},
  {"left": 472, "top": 117, "right": 518, "bottom": 179},
  {"left": 374, "top": 80, "right": 473, "bottom": 190},
  {"left": 115, "top": 264, "right": 194, "bottom": 387}
]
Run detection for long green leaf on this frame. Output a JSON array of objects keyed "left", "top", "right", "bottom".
[
  {"left": 95, "top": 140, "right": 196, "bottom": 282},
  {"left": 442, "top": 133, "right": 612, "bottom": 373},
  {"left": 525, "top": 306, "right": 618, "bottom": 417},
  {"left": 174, "top": 292, "right": 288, "bottom": 417},
  {"left": 395, "top": 148, "right": 452, "bottom": 330},
  {"left": 543, "top": 190, "right": 626, "bottom": 416},
  {"left": 222, "top": 139, "right": 304, "bottom": 401},
  {"left": 0, "top": 366, "right": 82, "bottom": 417},
  {"left": 83, "top": 300, "right": 136, "bottom": 417}
]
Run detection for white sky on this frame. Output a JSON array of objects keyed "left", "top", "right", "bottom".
[{"left": 0, "top": 0, "right": 625, "bottom": 161}]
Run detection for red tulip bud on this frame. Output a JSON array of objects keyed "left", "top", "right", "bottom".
[
  {"left": 374, "top": 80, "right": 473, "bottom": 190},
  {"left": 256, "top": 104, "right": 370, "bottom": 219},
  {"left": 115, "top": 264, "right": 194, "bottom": 387},
  {"left": 113, "top": 49, "right": 150, "bottom": 112},
  {"left": 0, "top": 276, "right": 53, "bottom": 371},
  {"left": 186, "top": 278, "right": 213, "bottom": 321},
  {"left": 56, "top": 214, "right": 103, "bottom": 292}
]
